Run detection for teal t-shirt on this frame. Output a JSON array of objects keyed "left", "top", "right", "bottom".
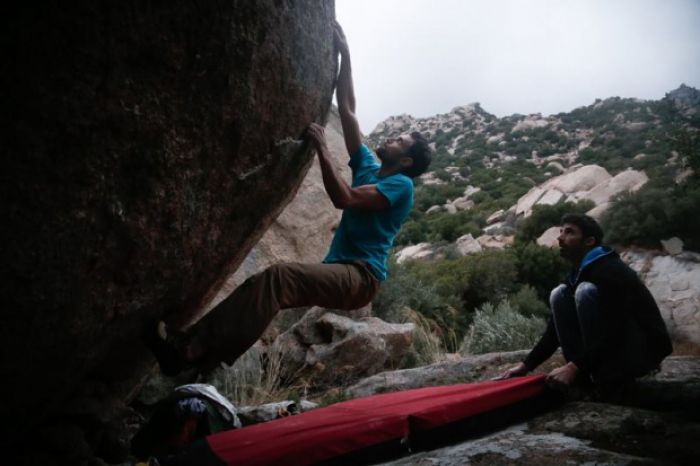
[{"left": 323, "top": 144, "right": 414, "bottom": 281}]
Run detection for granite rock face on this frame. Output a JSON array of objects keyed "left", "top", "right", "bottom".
[
  {"left": 513, "top": 165, "right": 648, "bottom": 218},
  {"left": 1, "top": 0, "right": 336, "bottom": 453},
  {"left": 624, "top": 250, "right": 700, "bottom": 345}
]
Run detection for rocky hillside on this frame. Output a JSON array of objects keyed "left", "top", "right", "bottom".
[
  {"left": 365, "top": 85, "right": 699, "bottom": 249},
  {"left": 368, "top": 84, "right": 699, "bottom": 174}
]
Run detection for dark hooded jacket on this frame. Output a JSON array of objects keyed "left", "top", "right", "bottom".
[{"left": 523, "top": 246, "right": 672, "bottom": 375}]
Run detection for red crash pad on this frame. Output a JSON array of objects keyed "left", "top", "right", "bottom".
[{"left": 205, "top": 375, "right": 546, "bottom": 466}]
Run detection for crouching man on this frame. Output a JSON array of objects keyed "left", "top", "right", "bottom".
[{"left": 500, "top": 214, "right": 672, "bottom": 395}]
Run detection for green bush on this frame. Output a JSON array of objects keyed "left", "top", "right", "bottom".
[
  {"left": 394, "top": 218, "right": 429, "bottom": 246},
  {"left": 601, "top": 183, "right": 700, "bottom": 251},
  {"left": 514, "top": 243, "right": 569, "bottom": 301},
  {"left": 406, "top": 249, "right": 520, "bottom": 314},
  {"left": 675, "top": 127, "right": 700, "bottom": 176},
  {"left": 460, "top": 300, "right": 547, "bottom": 354},
  {"left": 515, "top": 200, "right": 595, "bottom": 244},
  {"left": 429, "top": 211, "right": 482, "bottom": 242},
  {"left": 373, "top": 260, "right": 462, "bottom": 331},
  {"left": 508, "top": 284, "right": 550, "bottom": 319},
  {"left": 414, "top": 184, "right": 466, "bottom": 212},
  {"left": 395, "top": 210, "right": 484, "bottom": 246}
]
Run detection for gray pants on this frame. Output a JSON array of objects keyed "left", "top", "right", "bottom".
[{"left": 550, "top": 282, "right": 656, "bottom": 384}]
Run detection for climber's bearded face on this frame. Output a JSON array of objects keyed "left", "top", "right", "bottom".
[{"left": 376, "top": 134, "right": 415, "bottom": 165}]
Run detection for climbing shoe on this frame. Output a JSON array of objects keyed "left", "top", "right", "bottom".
[{"left": 144, "top": 320, "right": 186, "bottom": 377}]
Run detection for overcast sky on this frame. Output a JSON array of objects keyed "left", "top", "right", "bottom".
[{"left": 335, "top": 0, "right": 700, "bottom": 134}]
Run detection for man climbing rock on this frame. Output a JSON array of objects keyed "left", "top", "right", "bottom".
[
  {"left": 146, "top": 21, "right": 432, "bottom": 376},
  {"left": 499, "top": 214, "right": 672, "bottom": 396}
]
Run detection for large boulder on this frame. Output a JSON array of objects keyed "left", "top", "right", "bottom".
[
  {"left": 578, "top": 168, "right": 648, "bottom": 205},
  {"left": 515, "top": 186, "right": 546, "bottom": 216},
  {"left": 661, "top": 237, "right": 684, "bottom": 256},
  {"left": 486, "top": 209, "right": 506, "bottom": 225},
  {"left": 535, "top": 188, "right": 566, "bottom": 207},
  {"left": 476, "top": 234, "right": 514, "bottom": 250},
  {"left": 515, "top": 165, "right": 613, "bottom": 217},
  {"left": 1, "top": 0, "right": 337, "bottom": 455},
  {"left": 451, "top": 196, "right": 475, "bottom": 211},
  {"left": 546, "top": 165, "right": 612, "bottom": 194},
  {"left": 623, "top": 250, "right": 700, "bottom": 345},
  {"left": 456, "top": 233, "right": 483, "bottom": 255},
  {"left": 274, "top": 308, "right": 415, "bottom": 388},
  {"left": 396, "top": 243, "right": 437, "bottom": 264},
  {"left": 512, "top": 165, "right": 650, "bottom": 219},
  {"left": 512, "top": 115, "right": 550, "bottom": 132},
  {"left": 536, "top": 226, "right": 561, "bottom": 248}
]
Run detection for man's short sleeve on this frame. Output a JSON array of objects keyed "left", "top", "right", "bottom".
[
  {"left": 349, "top": 144, "right": 380, "bottom": 179},
  {"left": 376, "top": 175, "right": 413, "bottom": 207}
]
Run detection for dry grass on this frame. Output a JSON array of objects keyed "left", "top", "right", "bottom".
[
  {"left": 210, "top": 345, "right": 303, "bottom": 407},
  {"left": 403, "top": 308, "right": 449, "bottom": 366}
]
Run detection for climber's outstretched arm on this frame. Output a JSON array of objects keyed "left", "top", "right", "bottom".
[{"left": 334, "top": 21, "right": 362, "bottom": 157}]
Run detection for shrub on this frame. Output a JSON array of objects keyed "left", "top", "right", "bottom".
[
  {"left": 460, "top": 300, "right": 547, "bottom": 355},
  {"left": 429, "top": 211, "right": 482, "bottom": 242},
  {"left": 407, "top": 250, "right": 520, "bottom": 314},
  {"left": 414, "top": 183, "right": 466, "bottom": 212},
  {"left": 373, "top": 260, "right": 456, "bottom": 325},
  {"left": 675, "top": 127, "right": 700, "bottom": 177},
  {"left": 508, "top": 284, "right": 550, "bottom": 319},
  {"left": 601, "top": 183, "right": 700, "bottom": 251},
  {"left": 394, "top": 218, "right": 429, "bottom": 245},
  {"left": 515, "top": 200, "right": 595, "bottom": 244},
  {"left": 514, "top": 242, "right": 569, "bottom": 301}
]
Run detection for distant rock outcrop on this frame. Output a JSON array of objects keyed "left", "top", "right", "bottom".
[
  {"left": 456, "top": 233, "right": 483, "bottom": 255},
  {"left": 396, "top": 242, "right": 438, "bottom": 264},
  {"left": 667, "top": 83, "right": 700, "bottom": 110},
  {"left": 1, "top": 0, "right": 336, "bottom": 460},
  {"left": 514, "top": 164, "right": 648, "bottom": 217}
]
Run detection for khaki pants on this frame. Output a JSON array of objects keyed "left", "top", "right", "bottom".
[{"left": 190, "top": 261, "right": 380, "bottom": 368}]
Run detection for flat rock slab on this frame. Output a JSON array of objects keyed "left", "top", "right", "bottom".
[
  {"left": 368, "top": 354, "right": 700, "bottom": 466},
  {"left": 347, "top": 350, "right": 557, "bottom": 397},
  {"left": 378, "top": 423, "right": 655, "bottom": 466}
]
